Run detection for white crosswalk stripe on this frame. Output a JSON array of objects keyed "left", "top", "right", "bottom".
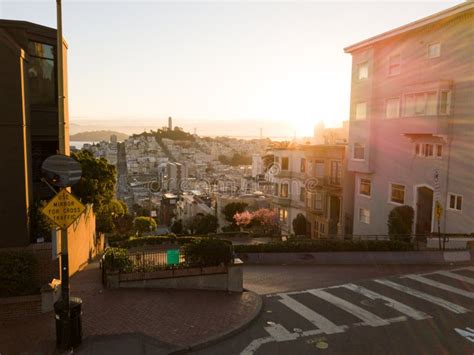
[
  {"left": 428, "top": 270, "right": 474, "bottom": 285},
  {"left": 374, "top": 278, "right": 470, "bottom": 314},
  {"left": 241, "top": 267, "right": 474, "bottom": 355},
  {"left": 340, "top": 283, "right": 431, "bottom": 321},
  {"left": 277, "top": 293, "right": 346, "bottom": 334},
  {"left": 403, "top": 274, "right": 474, "bottom": 299},
  {"left": 307, "top": 289, "right": 391, "bottom": 327}
]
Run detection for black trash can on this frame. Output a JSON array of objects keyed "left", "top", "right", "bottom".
[{"left": 54, "top": 297, "right": 83, "bottom": 349}]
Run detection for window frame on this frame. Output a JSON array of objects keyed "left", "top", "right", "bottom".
[
  {"left": 403, "top": 91, "right": 438, "bottom": 117},
  {"left": 355, "top": 101, "right": 367, "bottom": 120},
  {"left": 385, "top": 97, "right": 401, "bottom": 119},
  {"left": 281, "top": 157, "right": 289, "bottom": 171},
  {"left": 447, "top": 193, "right": 463, "bottom": 212},
  {"left": 359, "top": 177, "right": 372, "bottom": 198},
  {"left": 357, "top": 61, "right": 369, "bottom": 81},
  {"left": 359, "top": 207, "right": 370, "bottom": 224},
  {"left": 280, "top": 183, "right": 289, "bottom": 198},
  {"left": 439, "top": 90, "right": 452, "bottom": 115},
  {"left": 427, "top": 42, "right": 441, "bottom": 59},
  {"left": 353, "top": 143, "right": 365, "bottom": 161},
  {"left": 389, "top": 183, "right": 406, "bottom": 205}
]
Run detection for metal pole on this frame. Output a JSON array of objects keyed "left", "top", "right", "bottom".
[{"left": 56, "top": 1, "right": 71, "bottom": 350}]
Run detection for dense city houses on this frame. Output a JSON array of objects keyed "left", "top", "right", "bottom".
[{"left": 345, "top": 1, "right": 474, "bottom": 236}]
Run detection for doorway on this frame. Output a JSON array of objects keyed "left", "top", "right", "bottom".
[{"left": 416, "top": 186, "right": 434, "bottom": 235}]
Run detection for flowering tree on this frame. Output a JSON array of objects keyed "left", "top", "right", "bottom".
[{"left": 233, "top": 208, "right": 280, "bottom": 236}]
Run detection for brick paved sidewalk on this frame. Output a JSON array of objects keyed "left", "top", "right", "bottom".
[{"left": 0, "top": 262, "right": 261, "bottom": 354}]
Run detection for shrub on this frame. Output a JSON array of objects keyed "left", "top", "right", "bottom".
[
  {"left": 0, "top": 251, "right": 38, "bottom": 297},
  {"left": 234, "top": 240, "right": 414, "bottom": 253},
  {"left": 183, "top": 238, "right": 233, "bottom": 267},
  {"left": 133, "top": 217, "right": 157, "bottom": 236},
  {"left": 387, "top": 205, "right": 415, "bottom": 241},
  {"left": 116, "top": 235, "right": 196, "bottom": 248},
  {"left": 102, "top": 248, "right": 133, "bottom": 272},
  {"left": 292, "top": 214, "right": 307, "bottom": 236}
]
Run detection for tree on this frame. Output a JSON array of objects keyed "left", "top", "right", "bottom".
[
  {"left": 387, "top": 205, "right": 414, "bottom": 241},
  {"left": 171, "top": 219, "right": 183, "bottom": 234},
  {"left": 292, "top": 213, "right": 307, "bottom": 236},
  {"left": 133, "top": 217, "right": 157, "bottom": 236},
  {"left": 189, "top": 214, "right": 219, "bottom": 235},
  {"left": 222, "top": 202, "right": 248, "bottom": 223},
  {"left": 29, "top": 200, "right": 53, "bottom": 242},
  {"left": 96, "top": 199, "right": 127, "bottom": 233},
  {"left": 72, "top": 150, "right": 116, "bottom": 208},
  {"left": 234, "top": 208, "right": 280, "bottom": 236}
]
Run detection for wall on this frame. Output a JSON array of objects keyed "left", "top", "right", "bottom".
[{"left": 67, "top": 205, "right": 104, "bottom": 276}]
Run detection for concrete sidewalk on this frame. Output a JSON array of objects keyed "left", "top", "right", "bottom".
[{"left": 0, "top": 262, "right": 262, "bottom": 354}]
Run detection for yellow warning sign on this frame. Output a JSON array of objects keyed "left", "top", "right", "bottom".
[
  {"left": 41, "top": 189, "right": 86, "bottom": 230},
  {"left": 435, "top": 200, "right": 443, "bottom": 221}
]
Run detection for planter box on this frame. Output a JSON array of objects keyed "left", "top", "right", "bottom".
[{"left": 106, "top": 260, "right": 242, "bottom": 292}]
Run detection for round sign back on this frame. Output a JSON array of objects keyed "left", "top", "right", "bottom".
[{"left": 41, "top": 154, "right": 82, "bottom": 187}]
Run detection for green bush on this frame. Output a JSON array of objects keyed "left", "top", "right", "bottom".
[
  {"left": 183, "top": 238, "right": 233, "bottom": 267},
  {"left": 0, "top": 251, "right": 38, "bottom": 297},
  {"left": 102, "top": 248, "right": 133, "bottom": 272},
  {"left": 234, "top": 240, "right": 414, "bottom": 253},
  {"left": 116, "top": 235, "right": 196, "bottom": 248}
]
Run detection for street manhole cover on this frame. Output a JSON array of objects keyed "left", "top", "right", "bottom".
[{"left": 307, "top": 337, "right": 329, "bottom": 350}]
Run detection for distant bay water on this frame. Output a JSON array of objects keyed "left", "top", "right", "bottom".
[{"left": 70, "top": 141, "right": 94, "bottom": 149}]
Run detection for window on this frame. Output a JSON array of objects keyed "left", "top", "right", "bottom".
[
  {"left": 319, "top": 222, "right": 325, "bottom": 235},
  {"left": 404, "top": 92, "right": 437, "bottom": 116},
  {"left": 300, "top": 158, "right": 306, "bottom": 173},
  {"left": 428, "top": 43, "right": 441, "bottom": 58},
  {"left": 448, "top": 193, "right": 462, "bottom": 211},
  {"left": 279, "top": 208, "right": 288, "bottom": 223},
  {"left": 300, "top": 186, "right": 305, "bottom": 202},
  {"left": 314, "top": 192, "right": 323, "bottom": 210},
  {"left": 439, "top": 91, "right": 452, "bottom": 115},
  {"left": 274, "top": 183, "right": 279, "bottom": 196},
  {"left": 390, "top": 183, "right": 405, "bottom": 204},
  {"left": 315, "top": 161, "right": 325, "bottom": 178},
  {"left": 355, "top": 102, "right": 367, "bottom": 120},
  {"left": 313, "top": 221, "right": 320, "bottom": 238},
  {"left": 416, "top": 143, "right": 441, "bottom": 158},
  {"left": 357, "top": 61, "right": 369, "bottom": 80},
  {"left": 330, "top": 161, "right": 342, "bottom": 185},
  {"left": 359, "top": 178, "right": 371, "bottom": 197},
  {"left": 385, "top": 98, "right": 400, "bottom": 118},
  {"left": 280, "top": 183, "right": 289, "bottom": 198},
  {"left": 353, "top": 143, "right": 365, "bottom": 160},
  {"left": 425, "top": 144, "right": 434, "bottom": 157},
  {"left": 359, "top": 208, "right": 370, "bottom": 224},
  {"left": 388, "top": 54, "right": 401, "bottom": 76},
  {"left": 281, "top": 157, "right": 289, "bottom": 170},
  {"left": 27, "top": 41, "right": 56, "bottom": 106}
]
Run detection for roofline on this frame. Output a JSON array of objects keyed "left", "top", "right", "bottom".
[
  {"left": 0, "top": 19, "right": 68, "bottom": 48},
  {"left": 344, "top": 1, "right": 474, "bottom": 53}
]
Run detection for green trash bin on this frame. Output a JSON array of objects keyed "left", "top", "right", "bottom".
[
  {"left": 166, "top": 249, "right": 180, "bottom": 266},
  {"left": 54, "top": 297, "right": 83, "bottom": 349}
]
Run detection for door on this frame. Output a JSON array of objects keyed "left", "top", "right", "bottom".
[
  {"left": 416, "top": 187, "right": 434, "bottom": 235},
  {"left": 329, "top": 195, "right": 341, "bottom": 236}
]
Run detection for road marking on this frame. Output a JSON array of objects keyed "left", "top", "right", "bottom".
[
  {"left": 307, "top": 289, "right": 390, "bottom": 327},
  {"left": 404, "top": 274, "right": 474, "bottom": 299},
  {"left": 278, "top": 293, "right": 346, "bottom": 334},
  {"left": 264, "top": 323, "right": 299, "bottom": 341},
  {"left": 432, "top": 270, "right": 474, "bottom": 285},
  {"left": 341, "top": 283, "right": 431, "bottom": 321},
  {"left": 374, "top": 279, "right": 470, "bottom": 314},
  {"left": 240, "top": 337, "right": 274, "bottom": 355},
  {"left": 454, "top": 327, "right": 474, "bottom": 343}
]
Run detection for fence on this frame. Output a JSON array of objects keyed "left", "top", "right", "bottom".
[{"left": 127, "top": 249, "right": 185, "bottom": 271}]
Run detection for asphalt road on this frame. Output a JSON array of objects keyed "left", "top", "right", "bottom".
[{"left": 194, "top": 264, "right": 474, "bottom": 355}]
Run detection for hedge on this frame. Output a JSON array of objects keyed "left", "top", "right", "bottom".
[
  {"left": 0, "top": 251, "right": 38, "bottom": 297},
  {"left": 183, "top": 238, "right": 233, "bottom": 267},
  {"left": 102, "top": 247, "right": 134, "bottom": 272},
  {"left": 234, "top": 240, "right": 415, "bottom": 253},
  {"left": 112, "top": 235, "right": 197, "bottom": 249}
]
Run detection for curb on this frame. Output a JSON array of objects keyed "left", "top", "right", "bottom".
[{"left": 170, "top": 290, "right": 263, "bottom": 354}]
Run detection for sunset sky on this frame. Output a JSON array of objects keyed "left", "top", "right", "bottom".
[{"left": 1, "top": 1, "right": 462, "bottom": 137}]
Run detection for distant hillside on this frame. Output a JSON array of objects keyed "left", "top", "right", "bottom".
[{"left": 70, "top": 130, "right": 128, "bottom": 142}]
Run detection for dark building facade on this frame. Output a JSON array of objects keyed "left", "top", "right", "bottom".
[{"left": 0, "top": 20, "right": 69, "bottom": 247}]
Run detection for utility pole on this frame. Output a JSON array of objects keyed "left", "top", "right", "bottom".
[{"left": 56, "top": 0, "right": 71, "bottom": 350}]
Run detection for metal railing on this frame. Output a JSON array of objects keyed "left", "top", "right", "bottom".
[{"left": 127, "top": 249, "right": 185, "bottom": 272}]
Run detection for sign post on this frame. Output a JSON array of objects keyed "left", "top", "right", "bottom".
[{"left": 41, "top": 154, "right": 83, "bottom": 350}]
